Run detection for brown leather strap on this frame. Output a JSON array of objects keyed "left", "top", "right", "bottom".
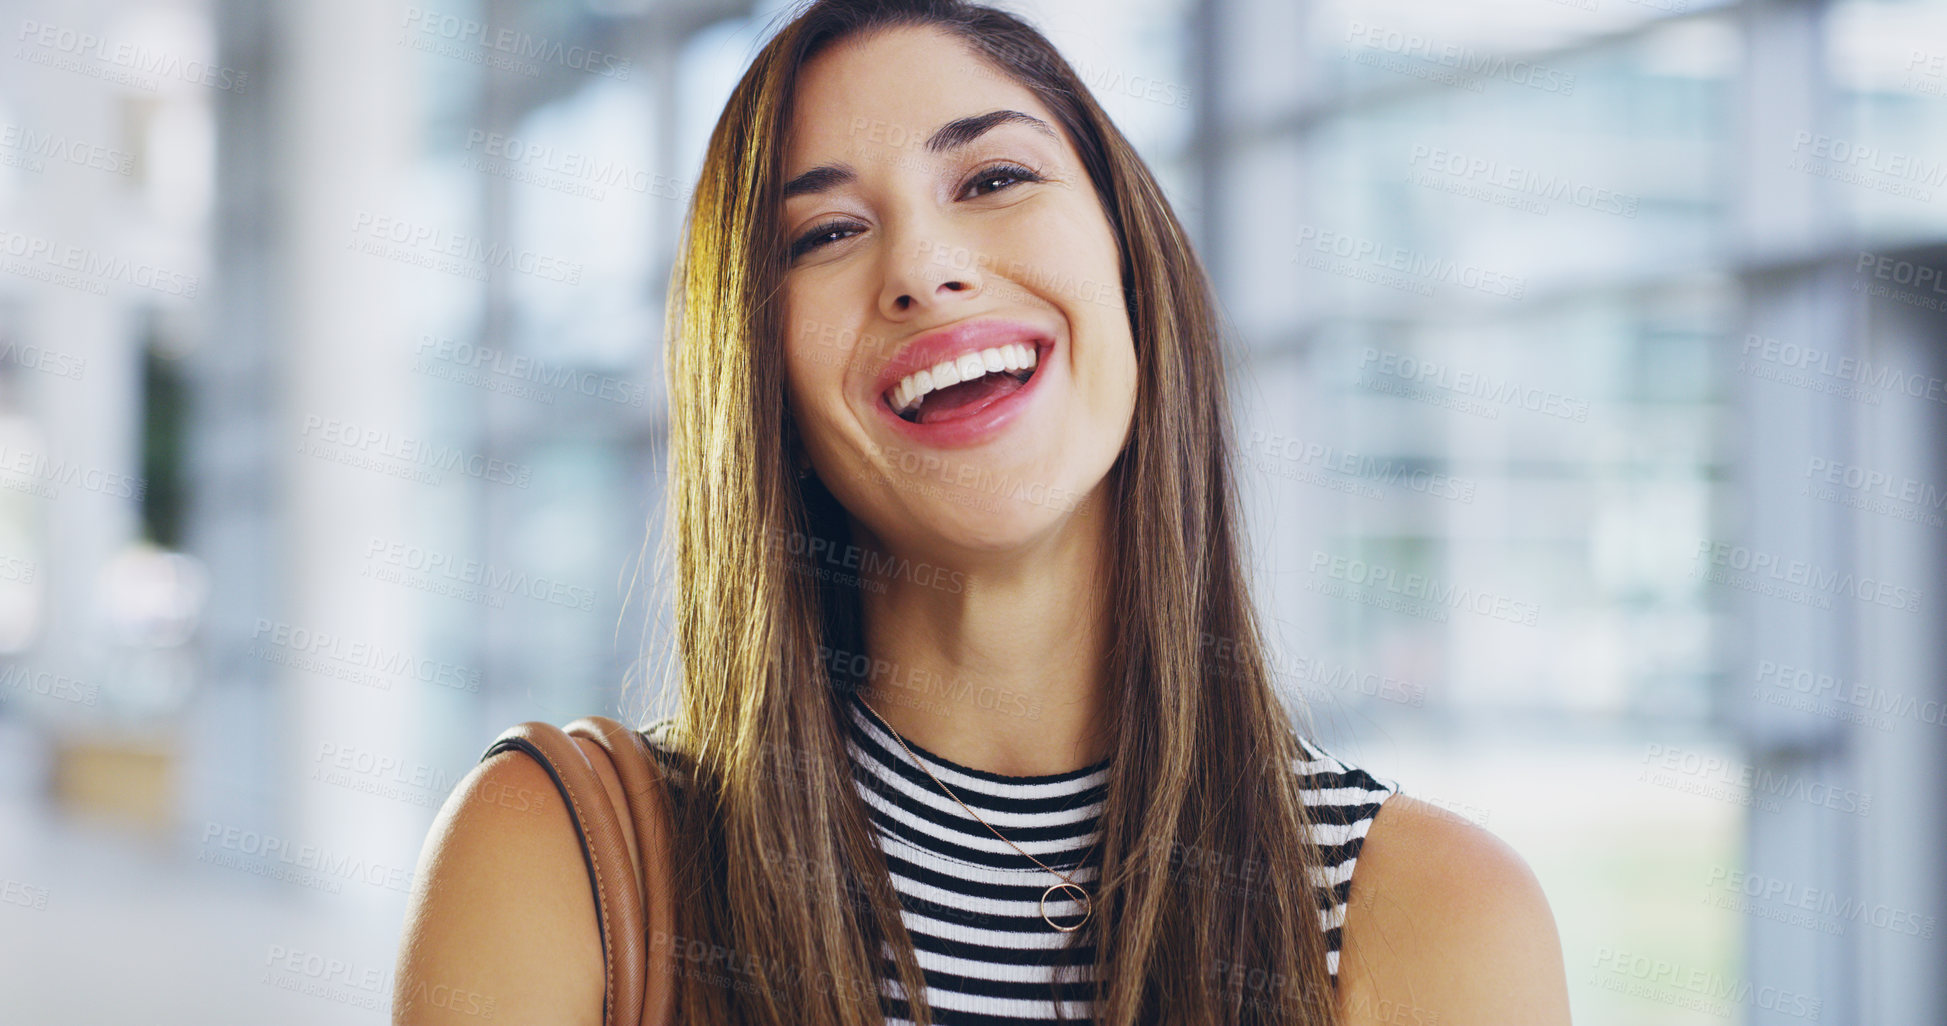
[
  {"left": 481, "top": 721, "right": 645, "bottom": 1026},
  {"left": 568, "top": 717, "right": 677, "bottom": 1026}
]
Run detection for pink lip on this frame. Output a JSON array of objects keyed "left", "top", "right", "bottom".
[
  {"left": 872, "top": 316, "right": 1056, "bottom": 402},
  {"left": 869, "top": 316, "right": 1058, "bottom": 449}
]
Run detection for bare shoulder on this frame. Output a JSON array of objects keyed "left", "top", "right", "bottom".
[
  {"left": 391, "top": 745, "right": 611, "bottom": 1026},
  {"left": 1336, "top": 794, "right": 1572, "bottom": 1026}
]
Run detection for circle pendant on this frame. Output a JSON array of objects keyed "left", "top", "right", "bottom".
[{"left": 1040, "top": 881, "right": 1091, "bottom": 933}]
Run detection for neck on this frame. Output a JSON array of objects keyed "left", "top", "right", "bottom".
[{"left": 851, "top": 512, "right": 1116, "bottom": 778}]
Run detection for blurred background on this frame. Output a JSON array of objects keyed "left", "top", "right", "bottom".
[{"left": 0, "top": 0, "right": 1941, "bottom": 1022}]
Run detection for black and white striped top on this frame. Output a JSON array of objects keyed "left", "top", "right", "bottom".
[{"left": 639, "top": 691, "right": 1399, "bottom": 1024}]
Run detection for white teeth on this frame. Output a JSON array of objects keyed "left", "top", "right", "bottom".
[{"left": 888, "top": 342, "right": 1040, "bottom": 417}]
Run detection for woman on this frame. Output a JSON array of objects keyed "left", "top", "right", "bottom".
[{"left": 393, "top": 1, "right": 1573, "bottom": 1024}]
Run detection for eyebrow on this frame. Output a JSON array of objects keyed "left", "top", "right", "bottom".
[{"left": 780, "top": 108, "right": 1057, "bottom": 201}]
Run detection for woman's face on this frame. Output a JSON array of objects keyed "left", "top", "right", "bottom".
[{"left": 779, "top": 25, "right": 1138, "bottom": 560}]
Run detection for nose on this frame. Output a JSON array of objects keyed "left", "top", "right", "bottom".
[{"left": 877, "top": 217, "right": 983, "bottom": 320}]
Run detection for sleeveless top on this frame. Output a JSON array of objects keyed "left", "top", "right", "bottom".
[{"left": 638, "top": 691, "right": 1400, "bottom": 1025}]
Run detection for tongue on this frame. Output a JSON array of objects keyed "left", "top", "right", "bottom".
[{"left": 916, "top": 372, "right": 1025, "bottom": 424}]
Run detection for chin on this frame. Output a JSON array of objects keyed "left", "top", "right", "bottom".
[
  {"left": 941, "top": 509, "right": 1053, "bottom": 554},
  {"left": 911, "top": 475, "right": 1098, "bottom": 556}
]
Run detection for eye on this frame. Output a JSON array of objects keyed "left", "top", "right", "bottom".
[
  {"left": 958, "top": 162, "right": 1043, "bottom": 199},
  {"left": 789, "top": 219, "right": 865, "bottom": 261}
]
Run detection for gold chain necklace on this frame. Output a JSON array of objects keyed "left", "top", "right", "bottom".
[{"left": 854, "top": 693, "right": 1096, "bottom": 933}]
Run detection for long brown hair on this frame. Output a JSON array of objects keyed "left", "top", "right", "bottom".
[{"left": 646, "top": 1, "right": 1339, "bottom": 1022}]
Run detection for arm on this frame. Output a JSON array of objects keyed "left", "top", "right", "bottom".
[
  {"left": 392, "top": 743, "right": 636, "bottom": 1026},
  {"left": 1336, "top": 795, "right": 1573, "bottom": 1026}
]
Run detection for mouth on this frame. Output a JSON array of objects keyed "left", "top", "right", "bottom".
[
  {"left": 868, "top": 316, "right": 1059, "bottom": 449},
  {"left": 883, "top": 339, "right": 1048, "bottom": 424}
]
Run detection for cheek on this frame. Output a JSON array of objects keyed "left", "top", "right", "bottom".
[
  {"left": 782, "top": 328, "right": 835, "bottom": 434},
  {"left": 990, "top": 206, "right": 1125, "bottom": 342},
  {"left": 785, "top": 282, "right": 867, "bottom": 387},
  {"left": 1094, "top": 328, "right": 1141, "bottom": 440},
  {"left": 1003, "top": 202, "right": 1116, "bottom": 292},
  {"left": 786, "top": 353, "right": 838, "bottom": 423},
  {"left": 782, "top": 329, "right": 873, "bottom": 470}
]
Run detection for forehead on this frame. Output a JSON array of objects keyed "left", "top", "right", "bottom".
[{"left": 783, "top": 25, "right": 1055, "bottom": 169}]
